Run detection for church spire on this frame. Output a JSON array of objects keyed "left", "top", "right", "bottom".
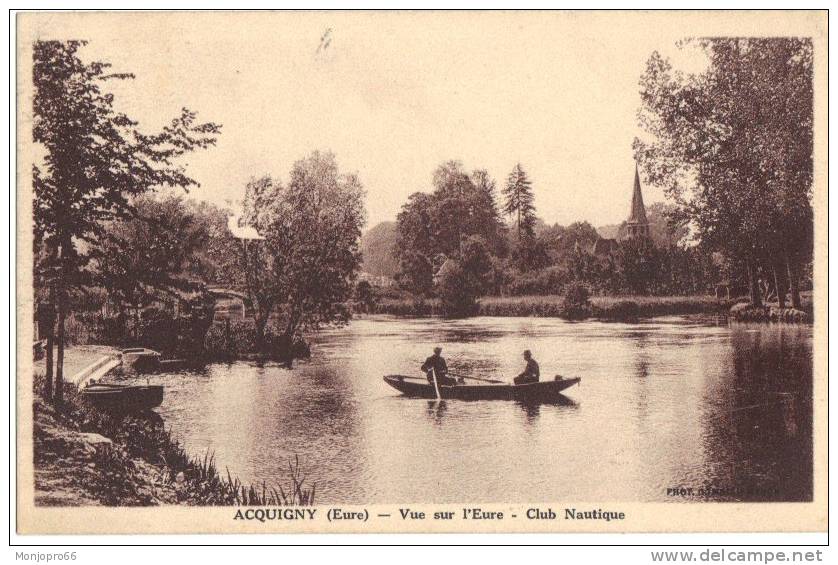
[
  {"left": 625, "top": 162, "right": 650, "bottom": 240},
  {"left": 628, "top": 163, "right": 647, "bottom": 224}
]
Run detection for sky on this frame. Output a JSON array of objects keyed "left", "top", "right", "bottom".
[{"left": 19, "top": 12, "right": 729, "bottom": 230}]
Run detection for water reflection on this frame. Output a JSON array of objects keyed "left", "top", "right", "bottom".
[
  {"left": 142, "top": 316, "right": 812, "bottom": 504},
  {"left": 425, "top": 400, "right": 448, "bottom": 424},
  {"left": 698, "top": 324, "right": 812, "bottom": 501}
]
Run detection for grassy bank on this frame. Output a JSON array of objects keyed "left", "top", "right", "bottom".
[
  {"left": 371, "top": 294, "right": 730, "bottom": 320},
  {"left": 484, "top": 295, "right": 729, "bottom": 319},
  {"left": 33, "top": 351, "right": 315, "bottom": 506}
]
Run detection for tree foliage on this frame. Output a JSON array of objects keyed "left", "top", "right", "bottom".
[
  {"left": 32, "top": 39, "right": 220, "bottom": 403},
  {"left": 395, "top": 161, "right": 507, "bottom": 294},
  {"left": 237, "top": 152, "right": 366, "bottom": 357},
  {"left": 359, "top": 221, "right": 399, "bottom": 278},
  {"left": 92, "top": 195, "right": 214, "bottom": 313},
  {"left": 634, "top": 38, "right": 813, "bottom": 307},
  {"left": 502, "top": 163, "right": 537, "bottom": 241}
]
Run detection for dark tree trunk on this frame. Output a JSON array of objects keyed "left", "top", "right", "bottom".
[
  {"left": 279, "top": 332, "right": 294, "bottom": 368},
  {"left": 786, "top": 252, "right": 801, "bottom": 309},
  {"left": 54, "top": 239, "right": 67, "bottom": 408},
  {"left": 55, "top": 290, "right": 66, "bottom": 408},
  {"left": 254, "top": 313, "right": 268, "bottom": 352},
  {"left": 746, "top": 259, "right": 762, "bottom": 307},
  {"left": 44, "top": 331, "right": 54, "bottom": 400},
  {"left": 773, "top": 261, "right": 786, "bottom": 309},
  {"left": 133, "top": 303, "right": 141, "bottom": 342},
  {"left": 38, "top": 293, "right": 56, "bottom": 401}
]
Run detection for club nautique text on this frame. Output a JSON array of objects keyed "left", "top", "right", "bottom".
[{"left": 231, "top": 507, "right": 626, "bottom": 522}]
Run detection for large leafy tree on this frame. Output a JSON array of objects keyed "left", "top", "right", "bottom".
[
  {"left": 33, "top": 40, "right": 220, "bottom": 404},
  {"left": 634, "top": 38, "right": 813, "bottom": 308},
  {"left": 237, "top": 152, "right": 366, "bottom": 361},
  {"left": 91, "top": 195, "right": 217, "bottom": 336},
  {"left": 427, "top": 161, "right": 507, "bottom": 258},
  {"left": 394, "top": 161, "right": 507, "bottom": 293},
  {"left": 359, "top": 221, "right": 399, "bottom": 278}
]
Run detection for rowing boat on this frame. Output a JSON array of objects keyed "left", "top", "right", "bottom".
[
  {"left": 121, "top": 347, "right": 162, "bottom": 372},
  {"left": 80, "top": 383, "right": 164, "bottom": 413},
  {"left": 383, "top": 375, "right": 580, "bottom": 401}
]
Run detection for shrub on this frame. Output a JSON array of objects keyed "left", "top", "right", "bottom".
[
  {"left": 505, "top": 266, "right": 568, "bottom": 296},
  {"left": 203, "top": 319, "right": 311, "bottom": 361},
  {"left": 204, "top": 319, "right": 256, "bottom": 359},
  {"left": 134, "top": 299, "right": 213, "bottom": 359},
  {"left": 137, "top": 308, "right": 180, "bottom": 355},
  {"left": 371, "top": 297, "right": 438, "bottom": 317},
  {"left": 561, "top": 283, "right": 591, "bottom": 319},
  {"left": 436, "top": 260, "right": 479, "bottom": 318},
  {"left": 598, "top": 300, "right": 640, "bottom": 321},
  {"left": 354, "top": 281, "right": 377, "bottom": 313},
  {"left": 729, "top": 304, "right": 769, "bottom": 322}
]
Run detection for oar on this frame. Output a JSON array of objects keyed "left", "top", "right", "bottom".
[
  {"left": 431, "top": 367, "right": 441, "bottom": 399},
  {"left": 396, "top": 373, "right": 508, "bottom": 385},
  {"left": 448, "top": 373, "right": 506, "bottom": 385}
]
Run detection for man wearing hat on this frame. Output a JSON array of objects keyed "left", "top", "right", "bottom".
[
  {"left": 514, "top": 350, "right": 540, "bottom": 385},
  {"left": 421, "top": 346, "right": 457, "bottom": 386}
]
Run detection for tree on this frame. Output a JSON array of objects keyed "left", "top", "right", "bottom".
[
  {"left": 359, "top": 221, "right": 399, "bottom": 278},
  {"left": 615, "top": 238, "right": 659, "bottom": 295},
  {"left": 460, "top": 236, "right": 493, "bottom": 296},
  {"left": 469, "top": 169, "right": 508, "bottom": 256},
  {"left": 396, "top": 250, "right": 434, "bottom": 296},
  {"left": 235, "top": 175, "right": 284, "bottom": 349},
  {"left": 428, "top": 162, "right": 507, "bottom": 257},
  {"left": 396, "top": 191, "right": 435, "bottom": 289},
  {"left": 635, "top": 38, "right": 813, "bottom": 308},
  {"left": 502, "top": 163, "right": 537, "bottom": 241},
  {"left": 537, "top": 221, "right": 600, "bottom": 264},
  {"left": 615, "top": 202, "right": 689, "bottom": 248},
  {"left": 436, "top": 259, "right": 479, "bottom": 318},
  {"left": 91, "top": 195, "right": 215, "bottom": 339},
  {"left": 238, "top": 152, "right": 366, "bottom": 363},
  {"left": 354, "top": 280, "right": 377, "bottom": 313},
  {"left": 33, "top": 40, "right": 220, "bottom": 404},
  {"left": 394, "top": 162, "right": 507, "bottom": 289}
]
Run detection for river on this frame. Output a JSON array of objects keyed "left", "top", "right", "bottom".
[{"left": 133, "top": 316, "right": 813, "bottom": 503}]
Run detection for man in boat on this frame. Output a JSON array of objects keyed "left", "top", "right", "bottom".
[
  {"left": 421, "top": 347, "right": 457, "bottom": 386},
  {"left": 513, "top": 350, "right": 540, "bottom": 385}
]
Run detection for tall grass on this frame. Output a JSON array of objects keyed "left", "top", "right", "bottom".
[
  {"left": 374, "top": 294, "right": 729, "bottom": 320},
  {"left": 180, "top": 450, "right": 315, "bottom": 506},
  {"left": 590, "top": 295, "right": 730, "bottom": 319},
  {"left": 35, "top": 375, "right": 315, "bottom": 506}
]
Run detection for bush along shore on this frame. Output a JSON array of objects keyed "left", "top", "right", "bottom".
[
  {"left": 33, "top": 374, "right": 314, "bottom": 506},
  {"left": 369, "top": 294, "right": 733, "bottom": 321},
  {"left": 367, "top": 292, "right": 813, "bottom": 323},
  {"left": 67, "top": 305, "right": 313, "bottom": 366},
  {"left": 728, "top": 301, "right": 812, "bottom": 324}
]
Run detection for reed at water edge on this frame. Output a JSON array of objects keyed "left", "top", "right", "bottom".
[
  {"left": 371, "top": 294, "right": 730, "bottom": 320},
  {"left": 33, "top": 373, "right": 315, "bottom": 506}
]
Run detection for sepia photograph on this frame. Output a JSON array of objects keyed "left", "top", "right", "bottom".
[{"left": 13, "top": 9, "right": 827, "bottom": 537}]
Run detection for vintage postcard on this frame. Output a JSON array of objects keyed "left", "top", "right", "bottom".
[{"left": 15, "top": 10, "right": 827, "bottom": 535}]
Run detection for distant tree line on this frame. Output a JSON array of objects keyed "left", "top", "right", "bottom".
[
  {"left": 385, "top": 37, "right": 813, "bottom": 316},
  {"left": 389, "top": 160, "right": 718, "bottom": 316}
]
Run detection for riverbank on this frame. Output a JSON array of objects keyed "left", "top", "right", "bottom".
[
  {"left": 33, "top": 349, "right": 315, "bottom": 506},
  {"left": 371, "top": 294, "right": 732, "bottom": 320}
]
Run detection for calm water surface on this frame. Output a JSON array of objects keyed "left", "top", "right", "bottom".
[{"left": 133, "top": 316, "right": 813, "bottom": 503}]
